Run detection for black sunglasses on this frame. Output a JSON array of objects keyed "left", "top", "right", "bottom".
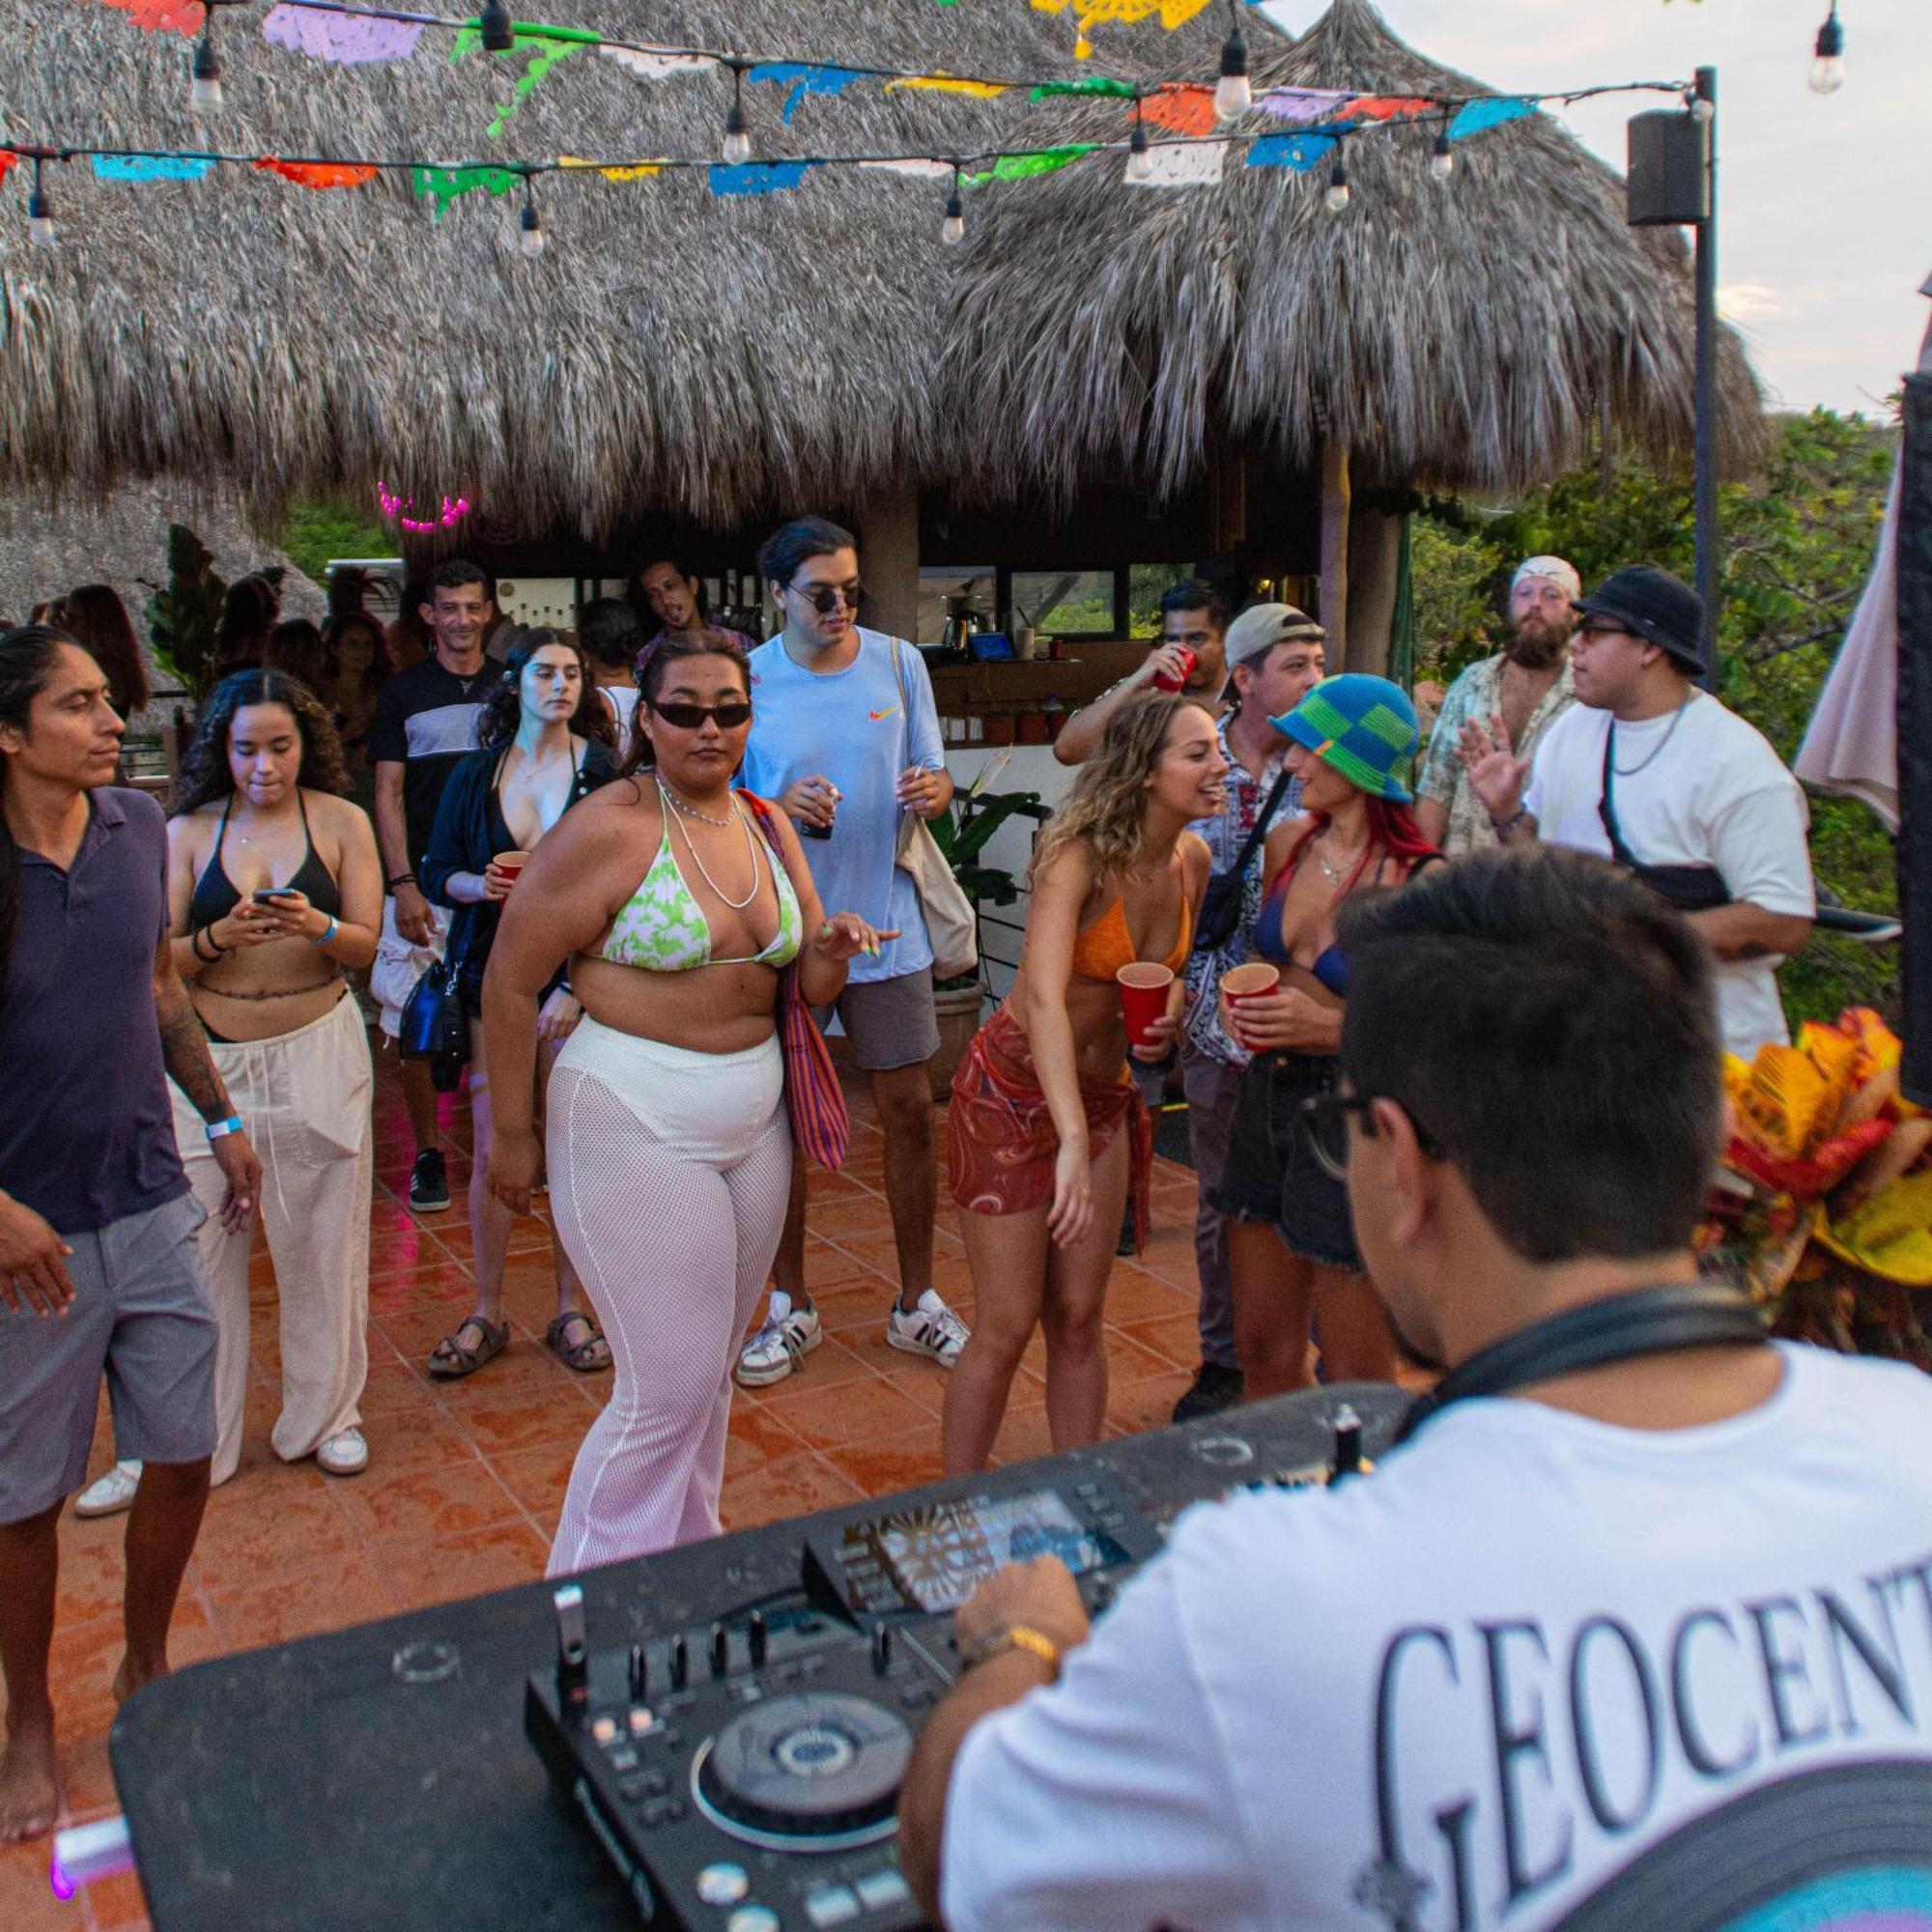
[
  {"left": 648, "top": 698, "right": 753, "bottom": 730},
  {"left": 787, "top": 580, "right": 863, "bottom": 613},
  {"left": 1297, "top": 1090, "right": 1444, "bottom": 1182}
]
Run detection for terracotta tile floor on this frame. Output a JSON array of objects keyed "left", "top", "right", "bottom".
[{"left": 5, "top": 1035, "right": 1211, "bottom": 1930}]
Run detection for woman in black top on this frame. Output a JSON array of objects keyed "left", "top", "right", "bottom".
[{"left": 420, "top": 631, "right": 617, "bottom": 1378}]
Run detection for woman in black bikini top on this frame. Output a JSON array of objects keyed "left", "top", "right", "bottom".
[{"left": 158, "top": 671, "right": 384, "bottom": 1489}]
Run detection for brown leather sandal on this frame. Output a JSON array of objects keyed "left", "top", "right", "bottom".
[
  {"left": 426, "top": 1316, "right": 509, "bottom": 1379},
  {"left": 545, "top": 1312, "right": 611, "bottom": 1374}
]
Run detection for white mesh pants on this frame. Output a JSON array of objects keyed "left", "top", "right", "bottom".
[
  {"left": 545, "top": 1020, "right": 791, "bottom": 1575},
  {"left": 168, "top": 991, "right": 373, "bottom": 1484}
]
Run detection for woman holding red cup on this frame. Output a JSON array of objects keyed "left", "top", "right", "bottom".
[
  {"left": 420, "top": 631, "right": 618, "bottom": 1378},
  {"left": 943, "top": 693, "right": 1224, "bottom": 1472},
  {"left": 1213, "top": 674, "right": 1440, "bottom": 1397}
]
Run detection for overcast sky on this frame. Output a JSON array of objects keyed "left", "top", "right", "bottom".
[{"left": 1261, "top": 0, "right": 1928, "bottom": 416}]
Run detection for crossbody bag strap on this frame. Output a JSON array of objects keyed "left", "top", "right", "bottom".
[
  {"left": 1596, "top": 724, "right": 1642, "bottom": 870},
  {"left": 1231, "top": 766, "right": 1295, "bottom": 880}
]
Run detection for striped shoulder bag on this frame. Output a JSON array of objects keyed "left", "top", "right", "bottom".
[{"left": 738, "top": 789, "right": 850, "bottom": 1170}]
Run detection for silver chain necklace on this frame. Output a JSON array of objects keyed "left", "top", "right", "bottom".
[
  {"left": 657, "top": 779, "right": 759, "bottom": 909},
  {"left": 1611, "top": 696, "right": 1692, "bottom": 778},
  {"left": 656, "top": 777, "right": 733, "bottom": 827}
]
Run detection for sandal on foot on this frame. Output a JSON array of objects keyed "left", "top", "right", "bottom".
[
  {"left": 545, "top": 1312, "right": 611, "bottom": 1374},
  {"left": 426, "top": 1317, "right": 509, "bottom": 1379}
]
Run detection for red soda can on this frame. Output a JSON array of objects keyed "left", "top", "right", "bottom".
[{"left": 1153, "top": 647, "right": 1197, "bottom": 694}]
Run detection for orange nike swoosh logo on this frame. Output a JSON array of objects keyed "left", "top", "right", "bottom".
[{"left": 868, "top": 706, "right": 899, "bottom": 721}]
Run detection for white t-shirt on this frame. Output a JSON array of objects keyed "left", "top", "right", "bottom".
[
  {"left": 942, "top": 1345, "right": 1932, "bottom": 1932},
  {"left": 1522, "top": 695, "right": 1814, "bottom": 1058}
]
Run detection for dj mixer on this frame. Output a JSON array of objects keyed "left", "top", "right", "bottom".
[{"left": 525, "top": 1383, "right": 1406, "bottom": 1930}]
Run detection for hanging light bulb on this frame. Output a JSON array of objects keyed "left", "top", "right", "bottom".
[
  {"left": 1214, "top": 24, "right": 1252, "bottom": 121},
  {"left": 479, "top": 0, "right": 516, "bottom": 54},
  {"left": 1808, "top": 4, "right": 1845, "bottom": 92},
  {"left": 190, "top": 16, "right": 223, "bottom": 114},
  {"left": 518, "top": 182, "right": 545, "bottom": 258},
  {"left": 942, "top": 190, "right": 965, "bottom": 247},
  {"left": 1429, "top": 128, "right": 1454, "bottom": 181},
  {"left": 1688, "top": 92, "right": 1715, "bottom": 124},
  {"left": 722, "top": 68, "right": 753, "bottom": 165},
  {"left": 27, "top": 159, "right": 55, "bottom": 246},
  {"left": 1126, "top": 110, "right": 1155, "bottom": 185},
  {"left": 1324, "top": 156, "right": 1350, "bottom": 213}
]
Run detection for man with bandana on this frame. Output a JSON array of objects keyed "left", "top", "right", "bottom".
[{"left": 1414, "top": 555, "right": 1578, "bottom": 855}]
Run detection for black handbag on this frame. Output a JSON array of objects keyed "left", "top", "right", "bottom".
[
  {"left": 400, "top": 930, "right": 471, "bottom": 1093},
  {"left": 1597, "top": 725, "right": 1733, "bottom": 914},
  {"left": 1194, "top": 767, "right": 1295, "bottom": 953}
]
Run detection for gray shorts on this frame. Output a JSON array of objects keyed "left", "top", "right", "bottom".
[
  {"left": 0, "top": 1190, "right": 217, "bottom": 1522},
  {"left": 812, "top": 967, "right": 940, "bottom": 1072}
]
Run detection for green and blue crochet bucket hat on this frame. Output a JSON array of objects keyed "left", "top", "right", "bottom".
[{"left": 1270, "top": 673, "right": 1419, "bottom": 804}]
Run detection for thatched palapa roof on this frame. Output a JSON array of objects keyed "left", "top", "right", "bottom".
[{"left": 0, "top": 0, "right": 1759, "bottom": 538}]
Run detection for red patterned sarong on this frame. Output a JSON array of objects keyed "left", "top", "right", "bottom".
[{"left": 946, "top": 1006, "right": 1151, "bottom": 1249}]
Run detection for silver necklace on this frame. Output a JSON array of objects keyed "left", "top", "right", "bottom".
[
  {"left": 1314, "top": 831, "right": 1364, "bottom": 888},
  {"left": 656, "top": 777, "right": 733, "bottom": 828},
  {"left": 1611, "top": 696, "right": 1691, "bottom": 778},
  {"left": 657, "top": 780, "right": 759, "bottom": 909}
]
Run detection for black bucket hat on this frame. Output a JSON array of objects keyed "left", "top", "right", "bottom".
[{"left": 1573, "top": 565, "right": 1709, "bottom": 676}]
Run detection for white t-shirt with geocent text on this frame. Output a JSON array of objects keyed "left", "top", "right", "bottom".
[
  {"left": 1522, "top": 694, "right": 1814, "bottom": 1058},
  {"left": 942, "top": 1344, "right": 1932, "bottom": 1932}
]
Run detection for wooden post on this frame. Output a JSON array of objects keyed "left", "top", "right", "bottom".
[
  {"left": 1319, "top": 441, "right": 1351, "bottom": 666},
  {"left": 857, "top": 486, "right": 921, "bottom": 643},
  {"left": 1346, "top": 508, "right": 1402, "bottom": 680}
]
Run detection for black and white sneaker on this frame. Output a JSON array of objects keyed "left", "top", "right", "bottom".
[
  {"left": 887, "top": 1290, "right": 971, "bottom": 1368},
  {"left": 409, "top": 1149, "right": 451, "bottom": 1213}
]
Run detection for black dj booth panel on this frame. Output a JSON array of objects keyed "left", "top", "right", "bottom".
[{"left": 110, "top": 1384, "right": 1407, "bottom": 1932}]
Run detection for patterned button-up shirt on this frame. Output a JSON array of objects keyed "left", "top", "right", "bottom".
[
  {"left": 1181, "top": 716, "right": 1300, "bottom": 1068},
  {"left": 1414, "top": 653, "right": 1575, "bottom": 856}
]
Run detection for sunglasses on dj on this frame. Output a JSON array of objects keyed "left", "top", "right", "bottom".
[{"left": 787, "top": 581, "right": 864, "bottom": 614}]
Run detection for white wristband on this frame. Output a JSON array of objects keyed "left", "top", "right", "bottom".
[{"left": 205, "top": 1116, "right": 244, "bottom": 1142}]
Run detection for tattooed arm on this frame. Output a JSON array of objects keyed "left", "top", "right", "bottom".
[{"left": 155, "top": 930, "right": 261, "bottom": 1232}]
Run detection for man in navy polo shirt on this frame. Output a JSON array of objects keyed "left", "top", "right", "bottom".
[{"left": 0, "top": 625, "right": 260, "bottom": 1844}]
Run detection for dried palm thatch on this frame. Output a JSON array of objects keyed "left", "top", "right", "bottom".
[
  {"left": 0, "top": 0, "right": 1758, "bottom": 539},
  {"left": 950, "top": 0, "right": 1763, "bottom": 503}
]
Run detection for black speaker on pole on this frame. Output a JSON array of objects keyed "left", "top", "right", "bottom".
[{"left": 1627, "top": 109, "right": 1710, "bottom": 226}]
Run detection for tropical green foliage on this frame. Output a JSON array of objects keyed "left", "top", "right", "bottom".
[
  {"left": 265, "top": 494, "right": 394, "bottom": 588},
  {"left": 142, "top": 525, "right": 228, "bottom": 700},
  {"left": 1411, "top": 410, "right": 1900, "bottom": 1028}
]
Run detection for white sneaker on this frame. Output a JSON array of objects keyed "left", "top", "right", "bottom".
[
  {"left": 887, "top": 1289, "right": 971, "bottom": 1368},
  {"left": 316, "top": 1428, "right": 369, "bottom": 1476},
  {"left": 74, "top": 1460, "right": 142, "bottom": 1518},
  {"left": 735, "top": 1293, "right": 822, "bottom": 1388}
]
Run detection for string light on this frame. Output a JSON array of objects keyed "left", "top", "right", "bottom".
[
  {"left": 1125, "top": 100, "right": 1154, "bottom": 184},
  {"left": 1809, "top": 4, "right": 1845, "bottom": 93},
  {"left": 27, "top": 157, "right": 55, "bottom": 245},
  {"left": 1213, "top": 22, "right": 1251, "bottom": 121},
  {"left": 1323, "top": 153, "right": 1350, "bottom": 214},
  {"left": 941, "top": 165, "right": 965, "bottom": 246},
  {"left": 722, "top": 66, "right": 753, "bottom": 166},
  {"left": 518, "top": 175, "right": 544, "bottom": 256},
  {"left": 479, "top": 0, "right": 515, "bottom": 56},
  {"left": 1429, "top": 127, "right": 1454, "bottom": 181},
  {"left": 190, "top": 12, "right": 223, "bottom": 114}
]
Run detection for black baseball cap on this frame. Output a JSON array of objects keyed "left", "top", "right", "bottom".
[{"left": 1573, "top": 566, "right": 1709, "bottom": 676}]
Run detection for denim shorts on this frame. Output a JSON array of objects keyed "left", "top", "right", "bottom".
[{"left": 1211, "top": 1051, "right": 1364, "bottom": 1272}]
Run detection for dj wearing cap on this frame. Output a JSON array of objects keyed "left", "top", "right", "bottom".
[
  {"left": 899, "top": 848, "right": 1932, "bottom": 1931},
  {"left": 1460, "top": 564, "right": 1814, "bottom": 1059}
]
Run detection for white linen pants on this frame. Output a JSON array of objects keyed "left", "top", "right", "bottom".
[
  {"left": 169, "top": 992, "right": 373, "bottom": 1484},
  {"left": 545, "top": 1018, "right": 790, "bottom": 1576}
]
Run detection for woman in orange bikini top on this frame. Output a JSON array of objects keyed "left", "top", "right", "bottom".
[{"left": 941, "top": 693, "right": 1225, "bottom": 1475}]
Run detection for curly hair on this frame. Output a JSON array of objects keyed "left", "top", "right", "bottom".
[
  {"left": 618, "top": 631, "right": 752, "bottom": 779},
  {"left": 1027, "top": 692, "right": 1201, "bottom": 893},
  {"left": 320, "top": 611, "right": 394, "bottom": 698},
  {"left": 473, "top": 629, "right": 614, "bottom": 753},
  {"left": 171, "top": 668, "right": 354, "bottom": 814}
]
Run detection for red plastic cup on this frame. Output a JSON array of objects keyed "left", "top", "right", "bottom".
[
  {"left": 1116, "top": 962, "right": 1176, "bottom": 1046},
  {"left": 493, "top": 850, "right": 529, "bottom": 894},
  {"left": 1152, "top": 647, "right": 1198, "bottom": 694},
  {"left": 1220, "top": 962, "right": 1276, "bottom": 1043}
]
